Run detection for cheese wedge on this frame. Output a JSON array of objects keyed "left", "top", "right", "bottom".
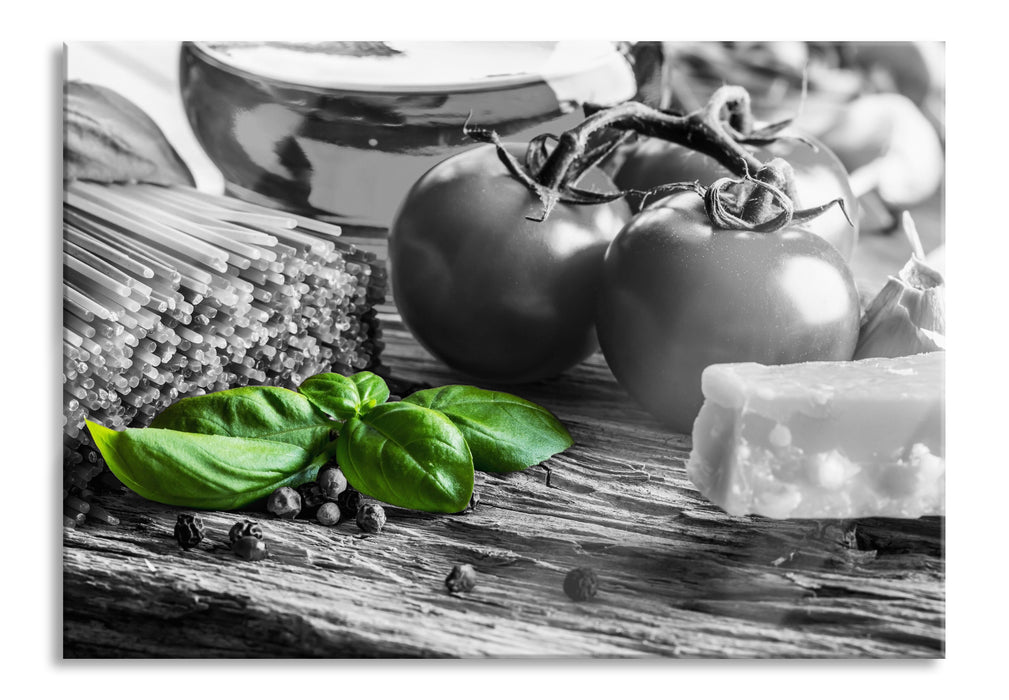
[{"left": 687, "top": 352, "right": 944, "bottom": 519}]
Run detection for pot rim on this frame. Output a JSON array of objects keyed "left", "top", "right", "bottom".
[{"left": 185, "top": 40, "right": 630, "bottom": 96}]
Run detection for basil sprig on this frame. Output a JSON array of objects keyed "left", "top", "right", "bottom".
[{"left": 86, "top": 371, "right": 573, "bottom": 513}]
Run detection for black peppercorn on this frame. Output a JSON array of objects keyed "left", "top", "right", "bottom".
[
  {"left": 356, "top": 502, "right": 387, "bottom": 533},
  {"left": 233, "top": 535, "right": 268, "bottom": 561},
  {"left": 174, "top": 513, "right": 205, "bottom": 550},
  {"left": 445, "top": 564, "right": 477, "bottom": 593},
  {"left": 317, "top": 466, "right": 348, "bottom": 500},
  {"left": 228, "top": 520, "right": 264, "bottom": 544},
  {"left": 563, "top": 567, "right": 599, "bottom": 602},
  {"left": 267, "top": 486, "right": 301, "bottom": 519},
  {"left": 337, "top": 488, "right": 363, "bottom": 518},
  {"left": 296, "top": 481, "right": 326, "bottom": 518},
  {"left": 316, "top": 502, "right": 342, "bottom": 526}
]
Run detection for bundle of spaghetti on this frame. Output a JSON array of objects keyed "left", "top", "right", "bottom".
[{"left": 62, "top": 182, "right": 387, "bottom": 525}]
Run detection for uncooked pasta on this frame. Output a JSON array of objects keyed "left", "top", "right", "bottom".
[{"left": 62, "top": 182, "right": 388, "bottom": 523}]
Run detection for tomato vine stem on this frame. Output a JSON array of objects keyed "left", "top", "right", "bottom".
[
  {"left": 536, "top": 86, "right": 765, "bottom": 192},
  {"left": 465, "top": 84, "right": 854, "bottom": 231},
  {"left": 704, "top": 158, "right": 852, "bottom": 233}
]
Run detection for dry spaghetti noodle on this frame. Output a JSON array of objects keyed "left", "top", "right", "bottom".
[{"left": 62, "top": 182, "right": 387, "bottom": 524}]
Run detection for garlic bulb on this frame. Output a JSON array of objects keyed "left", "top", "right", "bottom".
[{"left": 853, "top": 212, "right": 945, "bottom": 360}]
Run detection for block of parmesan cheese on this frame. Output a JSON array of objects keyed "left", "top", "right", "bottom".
[{"left": 686, "top": 352, "right": 944, "bottom": 519}]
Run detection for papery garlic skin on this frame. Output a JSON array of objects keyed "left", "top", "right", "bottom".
[{"left": 854, "top": 255, "right": 944, "bottom": 360}]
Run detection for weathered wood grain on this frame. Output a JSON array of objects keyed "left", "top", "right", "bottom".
[{"left": 62, "top": 316, "right": 944, "bottom": 659}]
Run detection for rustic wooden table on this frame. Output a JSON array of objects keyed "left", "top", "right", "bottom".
[
  {"left": 62, "top": 235, "right": 944, "bottom": 659},
  {"left": 62, "top": 42, "right": 944, "bottom": 659}
]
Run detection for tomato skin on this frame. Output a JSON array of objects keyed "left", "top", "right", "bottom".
[
  {"left": 613, "top": 133, "right": 859, "bottom": 261},
  {"left": 596, "top": 191, "right": 860, "bottom": 433},
  {"left": 388, "top": 143, "right": 631, "bottom": 384}
]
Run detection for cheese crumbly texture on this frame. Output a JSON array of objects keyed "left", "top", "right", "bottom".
[{"left": 687, "top": 352, "right": 944, "bottom": 519}]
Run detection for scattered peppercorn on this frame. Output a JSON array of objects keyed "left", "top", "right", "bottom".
[
  {"left": 232, "top": 535, "right": 268, "bottom": 561},
  {"left": 356, "top": 502, "right": 387, "bottom": 533},
  {"left": 296, "top": 481, "right": 326, "bottom": 517},
  {"left": 563, "top": 567, "right": 599, "bottom": 602},
  {"left": 229, "top": 520, "right": 264, "bottom": 544},
  {"left": 337, "top": 488, "right": 363, "bottom": 518},
  {"left": 317, "top": 466, "right": 348, "bottom": 500},
  {"left": 267, "top": 486, "right": 301, "bottom": 519},
  {"left": 316, "top": 501, "right": 342, "bottom": 526},
  {"left": 174, "top": 513, "right": 205, "bottom": 550},
  {"left": 445, "top": 564, "right": 478, "bottom": 593}
]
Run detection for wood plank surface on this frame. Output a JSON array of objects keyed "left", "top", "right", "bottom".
[{"left": 62, "top": 313, "right": 944, "bottom": 659}]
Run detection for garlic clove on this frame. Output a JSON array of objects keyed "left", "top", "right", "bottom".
[
  {"left": 853, "top": 213, "right": 945, "bottom": 360},
  {"left": 854, "top": 277, "right": 945, "bottom": 359}
]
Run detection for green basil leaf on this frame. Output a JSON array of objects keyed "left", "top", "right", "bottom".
[
  {"left": 403, "top": 386, "right": 573, "bottom": 473},
  {"left": 299, "top": 371, "right": 390, "bottom": 420},
  {"left": 87, "top": 420, "right": 324, "bottom": 510},
  {"left": 150, "top": 385, "right": 334, "bottom": 456},
  {"left": 336, "top": 402, "right": 473, "bottom": 513},
  {"left": 351, "top": 371, "right": 391, "bottom": 410},
  {"left": 298, "top": 373, "right": 364, "bottom": 420}
]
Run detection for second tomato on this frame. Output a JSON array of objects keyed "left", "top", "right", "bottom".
[{"left": 596, "top": 191, "right": 861, "bottom": 433}]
